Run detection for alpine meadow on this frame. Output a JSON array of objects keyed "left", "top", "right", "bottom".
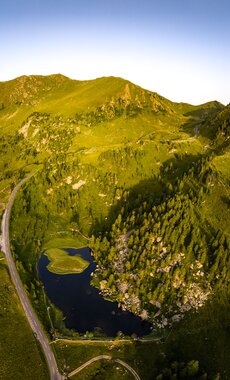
[{"left": 0, "top": 74, "right": 230, "bottom": 380}]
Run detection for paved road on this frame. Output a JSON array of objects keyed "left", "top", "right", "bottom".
[
  {"left": 68, "top": 355, "right": 112, "bottom": 377},
  {"left": 0, "top": 177, "right": 147, "bottom": 380},
  {"left": 68, "top": 355, "right": 141, "bottom": 380},
  {"left": 53, "top": 336, "right": 161, "bottom": 344},
  {"left": 1, "top": 177, "right": 63, "bottom": 380},
  {"left": 114, "top": 359, "right": 141, "bottom": 380}
]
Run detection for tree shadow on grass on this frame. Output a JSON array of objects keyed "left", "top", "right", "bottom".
[{"left": 90, "top": 151, "right": 204, "bottom": 236}]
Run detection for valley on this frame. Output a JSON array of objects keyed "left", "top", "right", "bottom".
[{"left": 0, "top": 74, "right": 230, "bottom": 379}]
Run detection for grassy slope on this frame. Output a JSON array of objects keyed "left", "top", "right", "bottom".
[
  {"left": 43, "top": 237, "right": 87, "bottom": 249},
  {"left": 55, "top": 340, "right": 162, "bottom": 380},
  {"left": 0, "top": 255, "right": 48, "bottom": 380},
  {"left": 2, "top": 75, "right": 227, "bottom": 282},
  {"left": 0, "top": 74, "right": 222, "bottom": 131}
]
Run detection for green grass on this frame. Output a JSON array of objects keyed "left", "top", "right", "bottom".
[
  {"left": 164, "top": 295, "right": 230, "bottom": 379},
  {"left": 44, "top": 248, "right": 89, "bottom": 275},
  {"left": 70, "top": 360, "right": 134, "bottom": 380},
  {"left": 43, "top": 237, "right": 86, "bottom": 250},
  {"left": 201, "top": 183, "right": 230, "bottom": 234},
  {"left": 0, "top": 258, "right": 48, "bottom": 380},
  {"left": 213, "top": 148, "right": 230, "bottom": 181},
  {"left": 54, "top": 339, "right": 162, "bottom": 380}
]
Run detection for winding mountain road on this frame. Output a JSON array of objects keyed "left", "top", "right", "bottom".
[
  {"left": 1, "top": 177, "right": 63, "bottom": 380},
  {"left": 1, "top": 176, "right": 142, "bottom": 380}
]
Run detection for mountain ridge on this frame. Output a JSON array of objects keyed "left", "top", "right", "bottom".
[
  {"left": 0, "top": 74, "right": 225, "bottom": 111},
  {"left": 0, "top": 74, "right": 226, "bottom": 144}
]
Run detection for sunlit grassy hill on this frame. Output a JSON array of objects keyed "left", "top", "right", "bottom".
[
  {"left": 0, "top": 74, "right": 224, "bottom": 173},
  {"left": 0, "top": 253, "right": 48, "bottom": 380},
  {"left": 0, "top": 74, "right": 227, "bottom": 224},
  {"left": 0, "top": 73, "right": 228, "bottom": 219},
  {"left": 0, "top": 74, "right": 176, "bottom": 112},
  {"left": 0, "top": 74, "right": 224, "bottom": 131}
]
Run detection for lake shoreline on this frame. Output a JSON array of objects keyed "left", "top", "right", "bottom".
[{"left": 38, "top": 247, "right": 152, "bottom": 337}]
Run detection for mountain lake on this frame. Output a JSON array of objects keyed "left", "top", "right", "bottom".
[{"left": 38, "top": 247, "right": 152, "bottom": 337}]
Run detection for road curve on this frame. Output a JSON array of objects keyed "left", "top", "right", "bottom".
[
  {"left": 1, "top": 177, "right": 63, "bottom": 380},
  {"left": 114, "top": 359, "right": 141, "bottom": 380},
  {"left": 68, "top": 355, "right": 112, "bottom": 378},
  {"left": 68, "top": 355, "right": 141, "bottom": 380}
]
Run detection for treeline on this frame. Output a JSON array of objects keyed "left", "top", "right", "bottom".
[
  {"left": 90, "top": 154, "right": 230, "bottom": 327},
  {"left": 154, "top": 359, "right": 221, "bottom": 379}
]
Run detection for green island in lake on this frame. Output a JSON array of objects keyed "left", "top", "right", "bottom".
[{"left": 44, "top": 248, "right": 89, "bottom": 275}]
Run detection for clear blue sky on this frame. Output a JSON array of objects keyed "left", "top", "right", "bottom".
[{"left": 1, "top": 0, "right": 229, "bottom": 105}]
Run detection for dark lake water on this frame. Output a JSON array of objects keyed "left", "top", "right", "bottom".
[{"left": 38, "top": 247, "right": 152, "bottom": 337}]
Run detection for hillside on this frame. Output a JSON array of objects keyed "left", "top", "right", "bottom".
[
  {"left": 0, "top": 253, "right": 48, "bottom": 380},
  {"left": 0, "top": 74, "right": 229, "bottom": 379}
]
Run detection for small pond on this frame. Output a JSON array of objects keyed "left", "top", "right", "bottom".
[{"left": 38, "top": 247, "right": 152, "bottom": 337}]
